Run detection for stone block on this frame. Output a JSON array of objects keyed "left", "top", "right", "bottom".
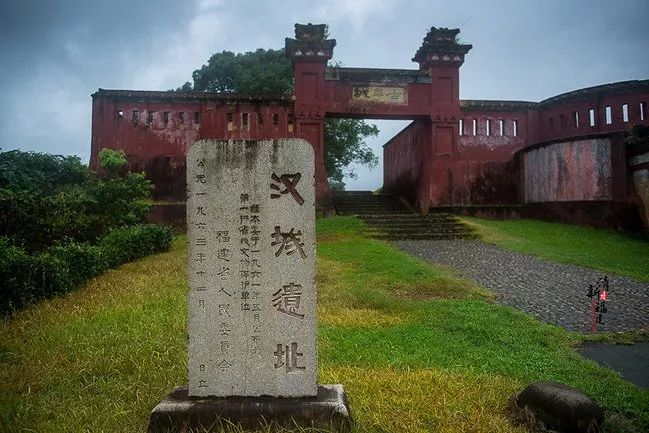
[
  {"left": 516, "top": 381, "right": 604, "bottom": 433},
  {"left": 147, "top": 384, "right": 352, "bottom": 433}
]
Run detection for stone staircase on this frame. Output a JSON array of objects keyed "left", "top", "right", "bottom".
[{"left": 331, "top": 191, "right": 476, "bottom": 240}]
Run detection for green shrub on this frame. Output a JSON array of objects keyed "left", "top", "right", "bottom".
[
  {"left": 49, "top": 243, "right": 105, "bottom": 287},
  {"left": 0, "top": 225, "right": 172, "bottom": 316},
  {"left": 0, "top": 150, "right": 88, "bottom": 194},
  {"left": 0, "top": 149, "right": 153, "bottom": 251},
  {"left": 100, "top": 225, "right": 173, "bottom": 268},
  {"left": 88, "top": 172, "right": 153, "bottom": 231},
  {"left": 0, "top": 237, "right": 34, "bottom": 314},
  {"left": 0, "top": 186, "right": 104, "bottom": 250}
]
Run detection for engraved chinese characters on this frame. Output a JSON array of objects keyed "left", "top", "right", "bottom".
[{"left": 187, "top": 139, "right": 316, "bottom": 398}]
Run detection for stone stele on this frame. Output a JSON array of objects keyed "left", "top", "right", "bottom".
[
  {"left": 147, "top": 139, "right": 351, "bottom": 432},
  {"left": 188, "top": 139, "right": 317, "bottom": 398}
]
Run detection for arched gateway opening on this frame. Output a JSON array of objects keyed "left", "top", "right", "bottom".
[{"left": 285, "top": 23, "right": 472, "bottom": 213}]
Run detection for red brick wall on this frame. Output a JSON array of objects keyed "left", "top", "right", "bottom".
[
  {"left": 383, "top": 120, "right": 428, "bottom": 204},
  {"left": 90, "top": 91, "right": 294, "bottom": 201}
]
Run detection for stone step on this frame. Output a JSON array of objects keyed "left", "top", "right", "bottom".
[
  {"left": 334, "top": 203, "right": 406, "bottom": 208},
  {"left": 333, "top": 198, "right": 406, "bottom": 203},
  {"left": 364, "top": 227, "right": 472, "bottom": 235},
  {"left": 339, "top": 210, "right": 413, "bottom": 215},
  {"left": 363, "top": 219, "right": 465, "bottom": 225},
  {"left": 364, "top": 229, "right": 470, "bottom": 236},
  {"left": 359, "top": 215, "right": 457, "bottom": 222},
  {"left": 369, "top": 232, "right": 477, "bottom": 241},
  {"left": 333, "top": 194, "right": 401, "bottom": 199},
  {"left": 362, "top": 218, "right": 459, "bottom": 225},
  {"left": 338, "top": 209, "right": 412, "bottom": 214},
  {"left": 332, "top": 198, "right": 404, "bottom": 203},
  {"left": 332, "top": 191, "right": 374, "bottom": 195},
  {"left": 365, "top": 227, "right": 467, "bottom": 233},
  {"left": 336, "top": 203, "right": 408, "bottom": 208},
  {"left": 333, "top": 192, "right": 476, "bottom": 241}
]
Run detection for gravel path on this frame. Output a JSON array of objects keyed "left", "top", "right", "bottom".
[{"left": 394, "top": 240, "right": 649, "bottom": 332}]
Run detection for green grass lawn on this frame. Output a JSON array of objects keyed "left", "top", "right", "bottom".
[
  {"left": 462, "top": 217, "right": 649, "bottom": 281},
  {"left": 1, "top": 216, "right": 647, "bottom": 432}
]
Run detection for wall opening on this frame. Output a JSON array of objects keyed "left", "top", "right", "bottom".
[
  {"left": 258, "top": 112, "right": 264, "bottom": 129},
  {"left": 641, "top": 102, "right": 646, "bottom": 121},
  {"left": 242, "top": 112, "right": 249, "bottom": 130},
  {"left": 179, "top": 112, "right": 185, "bottom": 124},
  {"left": 132, "top": 110, "right": 139, "bottom": 124},
  {"left": 344, "top": 118, "right": 408, "bottom": 192},
  {"left": 513, "top": 119, "right": 518, "bottom": 136},
  {"left": 472, "top": 118, "right": 477, "bottom": 136},
  {"left": 499, "top": 119, "right": 504, "bottom": 136},
  {"left": 194, "top": 112, "right": 200, "bottom": 124},
  {"left": 486, "top": 119, "right": 491, "bottom": 136},
  {"left": 622, "top": 104, "right": 629, "bottom": 123},
  {"left": 589, "top": 109, "right": 595, "bottom": 126},
  {"left": 605, "top": 106, "right": 612, "bottom": 125},
  {"left": 573, "top": 111, "right": 579, "bottom": 128},
  {"left": 458, "top": 118, "right": 464, "bottom": 135},
  {"left": 163, "top": 111, "right": 169, "bottom": 125}
]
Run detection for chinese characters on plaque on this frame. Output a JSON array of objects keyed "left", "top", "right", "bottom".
[
  {"left": 351, "top": 86, "right": 407, "bottom": 105},
  {"left": 187, "top": 139, "right": 316, "bottom": 398}
]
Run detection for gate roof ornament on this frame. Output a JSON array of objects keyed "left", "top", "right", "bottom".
[
  {"left": 285, "top": 23, "right": 336, "bottom": 63},
  {"left": 412, "top": 27, "right": 472, "bottom": 69}
]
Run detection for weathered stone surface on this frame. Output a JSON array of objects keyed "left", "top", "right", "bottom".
[
  {"left": 147, "top": 385, "right": 352, "bottom": 433},
  {"left": 186, "top": 139, "right": 316, "bottom": 398},
  {"left": 522, "top": 138, "right": 613, "bottom": 203},
  {"left": 516, "top": 382, "right": 604, "bottom": 433}
]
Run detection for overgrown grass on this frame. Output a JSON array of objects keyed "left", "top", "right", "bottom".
[
  {"left": 1, "top": 216, "right": 647, "bottom": 432},
  {"left": 463, "top": 217, "right": 649, "bottom": 281}
]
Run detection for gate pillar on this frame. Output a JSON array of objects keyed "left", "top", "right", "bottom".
[
  {"left": 413, "top": 27, "right": 472, "bottom": 210},
  {"left": 286, "top": 24, "right": 336, "bottom": 213}
]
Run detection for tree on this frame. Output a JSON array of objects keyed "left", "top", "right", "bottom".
[
  {"left": 182, "top": 49, "right": 379, "bottom": 190},
  {"left": 324, "top": 119, "right": 378, "bottom": 190}
]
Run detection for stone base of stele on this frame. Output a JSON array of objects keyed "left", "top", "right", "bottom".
[{"left": 147, "top": 384, "right": 352, "bottom": 432}]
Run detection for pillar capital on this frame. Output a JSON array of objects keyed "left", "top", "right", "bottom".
[
  {"left": 412, "top": 27, "right": 472, "bottom": 69},
  {"left": 285, "top": 23, "right": 336, "bottom": 64}
]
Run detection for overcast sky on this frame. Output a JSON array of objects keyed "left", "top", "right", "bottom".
[{"left": 1, "top": 0, "right": 647, "bottom": 190}]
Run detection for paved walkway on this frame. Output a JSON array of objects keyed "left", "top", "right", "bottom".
[{"left": 394, "top": 240, "right": 649, "bottom": 332}]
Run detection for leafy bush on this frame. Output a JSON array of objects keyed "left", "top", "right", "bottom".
[
  {"left": 0, "top": 237, "right": 35, "bottom": 314},
  {"left": 89, "top": 172, "right": 152, "bottom": 230},
  {"left": 0, "top": 150, "right": 88, "bottom": 194},
  {"left": 48, "top": 243, "right": 105, "bottom": 288},
  {"left": 0, "top": 149, "right": 170, "bottom": 316},
  {"left": 0, "top": 186, "right": 104, "bottom": 251},
  {"left": 0, "top": 149, "right": 153, "bottom": 251},
  {"left": 99, "top": 224, "right": 173, "bottom": 268},
  {"left": 0, "top": 225, "right": 172, "bottom": 316}
]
